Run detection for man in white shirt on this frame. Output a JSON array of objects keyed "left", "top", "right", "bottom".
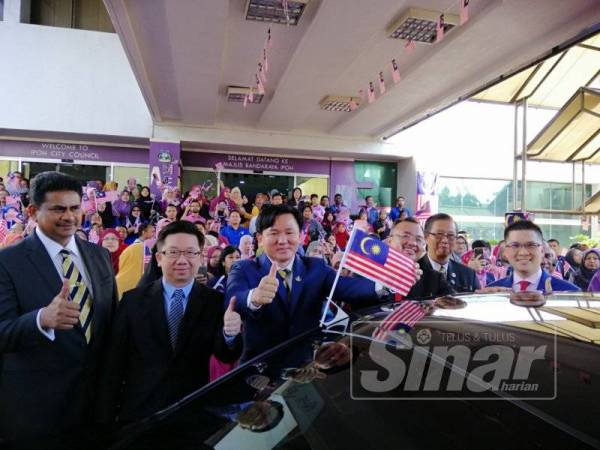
[
  {"left": 488, "top": 220, "right": 579, "bottom": 293},
  {"left": 0, "top": 171, "right": 118, "bottom": 447}
]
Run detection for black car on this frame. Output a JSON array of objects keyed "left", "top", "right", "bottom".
[{"left": 110, "top": 292, "right": 600, "bottom": 450}]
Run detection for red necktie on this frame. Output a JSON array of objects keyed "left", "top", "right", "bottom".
[
  {"left": 518, "top": 280, "right": 530, "bottom": 292},
  {"left": 394, "top": 293, "right": 404, "bottom": 302}
]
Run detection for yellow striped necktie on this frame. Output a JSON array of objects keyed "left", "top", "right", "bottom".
[
  {"left": 60, "top": 250, "right": 93, "bottom": 343},
  {"left": 278, "top": 269, "right": 291, "bottom": 296}
]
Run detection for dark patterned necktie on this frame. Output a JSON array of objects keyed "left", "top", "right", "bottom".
[
  {"left": 168, "top": 289, "right": 185, "bottom": 349},
  {"left": 59, "top": 250, "right": 93, "bottom": 343},
  {"left": 278, "top": 269, "right": 291, "bottom": 297}
]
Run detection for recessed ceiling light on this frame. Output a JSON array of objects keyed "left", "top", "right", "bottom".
[
  {"left": 244, "top": 0, "right": 308, "bottom": 25},
  {"left": 319, "top": 95, "right": 361, "bottom": 112},
  {"left": 226, "top": 86, "right": 264, "bottom": 104},
  {"left": 388, "top": 7, "right": 458, "bottom": 44}
]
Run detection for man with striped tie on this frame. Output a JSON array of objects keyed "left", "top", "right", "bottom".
[{"left": 0, "top": 171, "right": 118, "bottom": 448}]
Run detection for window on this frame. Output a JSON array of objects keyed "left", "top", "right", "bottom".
[
  {"left": 30, "top": 0, "right": 114, "bottom": 32},
  {"left": 113, "top": 165, "right": 149, "bottom": 191},
  {"left": 354, "top": 161, "right": 397, "bottom": 207},
  {"left": 296, "top": 176, "right": 328, "bottom": 199}
]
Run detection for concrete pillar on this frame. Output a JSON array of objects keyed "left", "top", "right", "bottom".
[
  {"left": 4, "top": 0, "right": 31, "bottom": 23},
  {"left": 396, "top": 157, "right": 417, "bottom": 212}
]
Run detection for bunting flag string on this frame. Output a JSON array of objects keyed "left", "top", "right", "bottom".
[
  {"left": 241, "top": 28, "right": 275, "bottom": 107},
  {"left": 349, "top": 0, "right": 472, "bottom": 111},
  {"left": 263, "top": 48, "right": 269, "bottom": 72}
]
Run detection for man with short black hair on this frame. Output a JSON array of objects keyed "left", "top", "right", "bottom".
[
  {"left": 135, "top": 222, "right": 156, "bottom": 243},
  {"left": 422, "top": 213, "right": 480, "bottom": 292},
  {"left": 389, "top": 196, "right": 412, "bottom": 221},
  {"left": 271, "top": 192, "right": 283, "bottom": 205},
  {"left": 488, "top": 221, "right": 579, "bottom": 292},
  {"left": 98, "top": 220, "right": 243, "bottom": 425},
  {"left": 226, "top": 204, "right": 380, "bottom": 364},
  {"left": 0, "top": 171, "right": 118, "bottom": 446},
  {"left": 220, "top": 209, "right": 250, "bottom": 247}
]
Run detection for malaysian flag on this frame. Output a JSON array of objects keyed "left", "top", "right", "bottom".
[
  {"left": 372, "top": 301, "right": 425, "bottom": 341},
  {"left": 0, "top": 220, "right": 8, "bottom": 243},
  {"left": 342, "top": 229, "right": 417, "bottom": 296}
]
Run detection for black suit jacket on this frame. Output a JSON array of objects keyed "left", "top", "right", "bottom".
[
  {"left": 97, "top": 279, "right": 242, "bottom": 425},
  {"left": 418, "top": 256, "right": 480, "bottom": 293},
  {"left": 0, "top": 232, "right": 117, "bottom": 443}
]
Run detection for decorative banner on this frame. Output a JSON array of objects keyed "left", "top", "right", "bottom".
[
  {"left": 263, "top": 48, "right": 269, "bottom": 72},
  {"left": 148, "top": 141, "right": 181, "bottom": 199},
  {"left": 378, "top": 72, "right": 386, "bottom": 94},
  {"left": 404, "top": 39, "right": 416, "bottom": 53},
  {"left": 415, "top": 171, "right": 439, "bottom": 222},
  {"left": 368, "top": 82, "right": 376, "bottom": 103},
  {"left": 349, "top": 98, "right": 358, "bottom": 111},
  {"left": 436, "top": 14, "right": 445, "bottom": 43},
  {"left": 391, "top": 59, "right": 401, "bottom": 84},
  {"left": 460, "top": 0, "right": 470, "bottom": 25}
]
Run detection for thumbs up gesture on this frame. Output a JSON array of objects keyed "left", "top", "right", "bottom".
[
  {"left": 39, "top": 279, "right": 81, "bottom": 330},
  {"left": 223, "top": 297, "right": 242, "bottom": 337},
  {"left": 250, "top": 264, "right": 279, "bottom": 307}
]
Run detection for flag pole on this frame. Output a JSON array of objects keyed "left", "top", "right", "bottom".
[{"left": 319, "top": 226, "right": 359, "bottom": 326}]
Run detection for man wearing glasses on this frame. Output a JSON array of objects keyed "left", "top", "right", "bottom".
[
  {"left": 421, "top": 213, "right": 480, "bottom": 293},
  {"left": 488, "top": 220, "right": 579, "bottom": 292},
  {"left": 388, "top": 217, "right": 451, "bottom": 299},
  {"left": 97, "top": 220, "right": 243, "bottom": 428}
]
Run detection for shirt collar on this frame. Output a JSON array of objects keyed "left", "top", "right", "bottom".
[
  {"left": 513, "top": 268, "right": 543, "bottom": 289},
  {"left": 161, "top": 277, "right": 195, "bottom": 300},
  {"left": 428, "top": 255, "right": 448, "bottom": 272},
  {"left": 35, "top": 227, "right": 79, "bottom": 259},
  {"left": 266, "top": 255, "right": 294, "bottom": 272}
]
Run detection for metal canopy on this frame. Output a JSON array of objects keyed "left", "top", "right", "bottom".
[
  {"left": 473, "top": 34, "right": 600, "bottom": 109},
  {"left": 527, "top": 87, "right": 600, "bottom": 163}
]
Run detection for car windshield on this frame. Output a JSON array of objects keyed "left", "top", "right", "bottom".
[{"left": 111, "top": 293, "right": 600, "bottom": 450}]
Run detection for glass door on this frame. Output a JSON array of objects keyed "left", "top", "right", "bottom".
[{"left": 22, "top": 161, "right": 110, "bottom": 186}]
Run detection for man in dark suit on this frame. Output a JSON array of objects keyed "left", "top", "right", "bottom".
[
  {"left": 387, "top": 218, "right": 451, "bottom": 299},
  {"left": 97, "top": 221, "right": 243, "bottom": 427},
  {"left": 225, "top": 204, "right": 380, "bottom": 366},
  {"left": 422, "top": 213, "right": 480, "bottom": 293},
  {"left": 488, "top": 220, "right": 579, "bottom": 292},
  {"left": 0, "top": 172, "right": 117, "bottom": 448}
]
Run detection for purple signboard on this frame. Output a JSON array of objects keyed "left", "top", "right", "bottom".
[
  {"left": 182, "top": 151, "right": 330, "bottom": 175},
  {"left": 0, "top": 140, "right": 148, "bottom": 164},
  {"left": 149, "top": 141, "right": 181, "bottom": 197}
]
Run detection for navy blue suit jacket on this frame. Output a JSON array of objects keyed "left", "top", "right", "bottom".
[
  {"left": 225, "top": 254, "right": 378, "bottom": 363},
  {"left": 489, "top": 270, "right": 580, "bottom": 292}
]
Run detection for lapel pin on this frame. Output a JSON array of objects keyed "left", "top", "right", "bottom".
[
  {"left": 451, "top": 273, "right": 456, "bottom": 278},
  {"left": 295, "top": 276, "right": 302, "bottom": 282}
]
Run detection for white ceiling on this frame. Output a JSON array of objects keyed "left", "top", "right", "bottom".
[{"left": 104, "top": 0, "right": 600, "bottom": 141}]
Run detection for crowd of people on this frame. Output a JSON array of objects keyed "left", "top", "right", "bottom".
[{"left": 0, "top": 169, "right": 591, "bottom": 448}]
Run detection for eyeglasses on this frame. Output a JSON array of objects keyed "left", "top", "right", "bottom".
[
  {"left": 160, "top": 249, "right": 202, "bottom": 259},
  {"left": 427, "top": 232, "right": 457, "bottom": 241},
  {"left": 505, "top": 242, "right": 541, "bottom": 251},
  {"left": 389, "top": 233, "right": 425, "bottom": 246}
]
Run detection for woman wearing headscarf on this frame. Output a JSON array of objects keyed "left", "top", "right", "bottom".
[
  {"left": 135, "top": 186, "right": 159, "bottom": 220},
  {"left": 112, "top": 190, "right": 132, "bottom": 223},
  {"left": 571, "top": 248, "right": 600, "bottom": 291},
  {"left": 100, "top": 228, "right": 128, "bottom": 274},
  {"left": 238, "top": 234, "right": 254, "bottom": 260},
  {"left": 160, "top": 187, "right": 182, "bottom": 215},
  {"left": 563, "top": 247, "right": 583, "bottom": 281}
]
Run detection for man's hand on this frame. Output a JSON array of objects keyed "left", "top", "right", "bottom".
[
  {"left": 39, "top": 280, "right": 80, "bottom": 330},
  {"left": 224, "top": 297, "right": 242, "bottom": 337},
  {"left": 250, "top": 264, "right": 279, "bottom": 307},
  {"left": 414, "top": 262, "right": 423, "bottom": 282},
  {"left": 195, "top": 273, "right": 208, "bottom": 285}
]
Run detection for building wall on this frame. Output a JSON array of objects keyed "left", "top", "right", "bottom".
[{"left": 0, "top": 21, "right": 152, "bottom": 138}]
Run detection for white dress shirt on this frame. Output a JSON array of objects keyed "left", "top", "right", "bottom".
[
  {"left": 428, "top": 255, "right": 449, "bottom": 274},
  {"left": 35, "top": 227, "right": 94, "bottom": 340},
  {"left": 512, "top": 268, "right": 543, "bottom": 292}
]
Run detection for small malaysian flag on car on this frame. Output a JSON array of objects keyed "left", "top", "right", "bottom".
[
  {"left": 372, "top": 301, "right": 425, "bottom": 341},
  {"left": 342, "top": 229, "right": 417, "bottom": 296}
]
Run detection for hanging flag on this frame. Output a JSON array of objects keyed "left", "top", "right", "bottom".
[
  {"left": 436, "top": 14, "right": 445, "bottom": 43},
  {"left": 404, "top": 39, "right": 415, "bottom": 53},
  {"left": 256, "top": 74, "right": 265, "bottom": 95},
  {"left": 258, "top": 62, "right": 267, "bottom": 84},
  {"left": 282, "top": 0, "right": 290, "bottom": 25},
  {"left": 391, "top": 59, "right": 401, "bottom": 83},
  {"left": 372, "top": 301, "right": 425, "bottom": 341},
  {"left": 267, "top": 28, "right": 273, "bottom": 48},
  {"left": 349, "top": 97, "right": 358, "bottom": 111},
  {"left": 342, "top": 229, "right": 417, "bottom": 295},
  {"left": 367, "top": 82, "right": 376, "bottom": 103},
  {"left": 243, "top": 94, "right": 248, "bottom": 108},
  {"left": 263, "top": 48, "right": 269, "bottom": 72},
  {"left": 248, "top": 89, "right": 254, "bottom": 102},
  {"left": 359, "top": 89, "right": 365, "bottom": 102},
  {"left": 378, "top": 72, "right": 386, "bottom": 94},
  {"left": 460, "top": 0, "right": 470, "bottom": 25}
]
